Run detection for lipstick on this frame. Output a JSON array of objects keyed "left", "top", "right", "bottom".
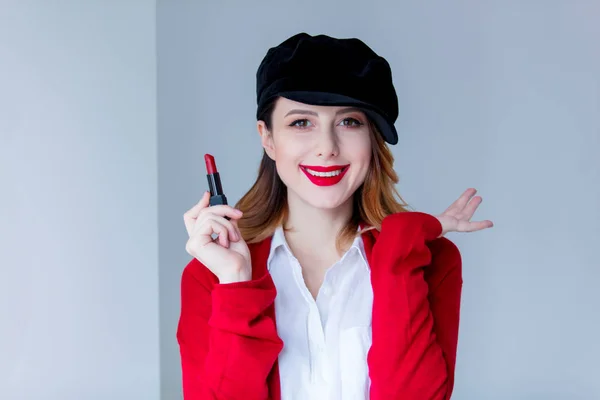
[
  {"left": 300, "top": 164, "right": 350, "bottom": 187},
  {"left": 204, "top": 154, "right": 228, "bottom": 206}
]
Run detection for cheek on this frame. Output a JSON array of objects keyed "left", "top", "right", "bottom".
[
  {"left": 273, "top": 136, "right": 308, "bottom": 164},
  {"left": 272, "top": 136, "right": 309, "bottom": 179},
  {"left": 342, "top": 136, "right": 372, "bottom": 183},
  {"left": 345, "top": 135, "right": 372, "bottom": 164},
  {"left": 355, "top": 152, "right": 372, "bottom": 182}
]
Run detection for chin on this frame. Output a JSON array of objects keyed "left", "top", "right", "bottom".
[
  {"left": 283, "top": 174, "right": 361, "bottom": 211},
  {"left": 302, "top": 189, "right": 352, "bottom": 210},
  {"left": 307, "top": 199, "right": 344, "bottom": 210}
]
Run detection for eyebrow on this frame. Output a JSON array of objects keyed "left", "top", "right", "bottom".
[{"left": 284, "top": 107, "right": 363, "bottom": 118}]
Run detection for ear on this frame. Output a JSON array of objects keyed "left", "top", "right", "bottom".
[{"left": 257, "top": 120, "right": 276, "bottom": 160}]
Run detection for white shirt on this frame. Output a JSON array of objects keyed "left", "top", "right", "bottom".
[{"left": 267, "top": 226, "right": 374, "bottom": 400}]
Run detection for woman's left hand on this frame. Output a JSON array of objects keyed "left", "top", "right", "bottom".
[{"left": 435, "top": 188, "right": 494, "bottom": 238}]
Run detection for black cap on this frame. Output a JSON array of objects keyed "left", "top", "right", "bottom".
[{"left": 256, "top": 32, "right": 399, "bottom": 145}]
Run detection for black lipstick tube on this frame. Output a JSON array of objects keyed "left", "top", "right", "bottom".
[{"left": 207, "top": 172, "right": 228, "bottom": 206}]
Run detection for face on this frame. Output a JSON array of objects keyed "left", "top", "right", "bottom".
[{"left": 258, "top": 97, "right": 372, "bottom": 210}]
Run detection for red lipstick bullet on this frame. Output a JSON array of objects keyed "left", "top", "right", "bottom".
[
  {"left": 204, "top": 154, "right": 217, "bottom": 175},
  {"left": 204, "top": 153, "right": 228, "bottom": 206}
]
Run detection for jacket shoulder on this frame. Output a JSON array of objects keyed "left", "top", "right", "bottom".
[
  {"left": 429, "top": 236, "right": 461, "bottom": 265},
  {"left": 426, "top": 236, "right": 463, "bottom": 288}
]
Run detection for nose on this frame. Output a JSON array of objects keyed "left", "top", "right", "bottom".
[{"left": 316, "top": 128, "right": 339, "bottom": 158}]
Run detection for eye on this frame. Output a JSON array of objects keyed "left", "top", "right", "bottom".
[
  {"left": 289, "top": 119, "right": 312, "bottom": 128},
  {"left": 340, "top": 117, "right": 363, "bottom": 127}
]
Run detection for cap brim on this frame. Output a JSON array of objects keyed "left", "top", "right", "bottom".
[{"left": 278, "top": 91, "right": 398, "bottom": 145}]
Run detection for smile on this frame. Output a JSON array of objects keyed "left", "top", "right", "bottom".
[
  {"left": 299, "top": 164, "right": 350, "bottom": 186},
  {"left": 305, "top": 168, "right": 344, "bottom": 177}
]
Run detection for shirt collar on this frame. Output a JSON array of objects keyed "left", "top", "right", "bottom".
[{"left": 266, "top": 225, "right": 288, "bottom": 270}]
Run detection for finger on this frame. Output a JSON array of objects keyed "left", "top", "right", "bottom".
[
  {"left": 198, "top": 204, "right": 243, "bottom": 221},
  {"left": 462, "top": 196, "right": 483, "bottom": 221},
  {"left": 445, "top": 188, "right": 477, "bottom": 214},
  {"left": 230, "top": 218, "right": 243, "bottom": 242},
  {"left": 193, "top": 214, "right": 239, "bottom": 247},
  {"left": 198, "top": 214, "right": 239, "bottom": 242},
  {"left": 460, "top": 219, "right": 494, "bottom": 232},
  {"left": 186, "top": 220, "right": 228, "bottom": 255},
  {"left": 204, "top": 219, "right": 231, "bottom": 248},
  {"left": 188, "top": 191, "right": 210, "bottom": 217},
  {"left": 218, "top": 231, "right": 229, "bottom": 248},
  {"left": 183, "top": 191, "right": 210, "bottom": 235}
]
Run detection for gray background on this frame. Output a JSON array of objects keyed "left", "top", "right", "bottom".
[
  {"left": 1, "top": 0, "right": 599, "bottom": 399},
  {"left": 1, "top": 1, "right": 159, "bottom": 400}
]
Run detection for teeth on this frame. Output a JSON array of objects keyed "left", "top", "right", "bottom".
[{"left": 305, "top": 168, "right": 343, "bottom": 177}]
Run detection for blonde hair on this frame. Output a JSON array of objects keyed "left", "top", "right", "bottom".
[{"left": 235, "top": 99, "right": 410, "bottom": 252}]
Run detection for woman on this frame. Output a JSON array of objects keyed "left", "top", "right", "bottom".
[{"left": 177, "top": 33, "right": 493, "bottom": 400}]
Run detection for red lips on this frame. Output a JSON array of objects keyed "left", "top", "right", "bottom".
[{"left": 300, "top": 164, "right": 350, "bottom": 187}]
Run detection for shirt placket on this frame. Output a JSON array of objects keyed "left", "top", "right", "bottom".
[
  {"left": 288, "top": 253, "right": 329, "bottom": 396},
  {"left": 307, "top": 302, "right": 327, "bottom": 386}
]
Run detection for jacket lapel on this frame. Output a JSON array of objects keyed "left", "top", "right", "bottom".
[
  {"left": 248, "top": 236, "right": 281, "bottom": 400},
  {"left": 359, "top": 223, "right": 379, "bottom": 265},
  {"left": 249, "top": 236, "right": 273, "bottom": 279}
]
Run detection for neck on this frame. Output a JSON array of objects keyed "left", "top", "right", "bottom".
[{"left": 283, "top": 192, "right": 354, "bottom": 257}]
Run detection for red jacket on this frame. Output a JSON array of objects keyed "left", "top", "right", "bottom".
[{"left": 177, "top": 211, "right": 463, "bottom": 399}]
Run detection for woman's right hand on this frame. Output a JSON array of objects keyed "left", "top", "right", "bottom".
[{"left": 183, "top": 191, "right": 252, "bottom": 283}]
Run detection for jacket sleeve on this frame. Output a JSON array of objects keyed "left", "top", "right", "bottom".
[
  {"left": 368, "top": 212, "right": 463, "bottom": 400},
  {"left": 177, "top": 259, "right": 283, "bottom": 400}
]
